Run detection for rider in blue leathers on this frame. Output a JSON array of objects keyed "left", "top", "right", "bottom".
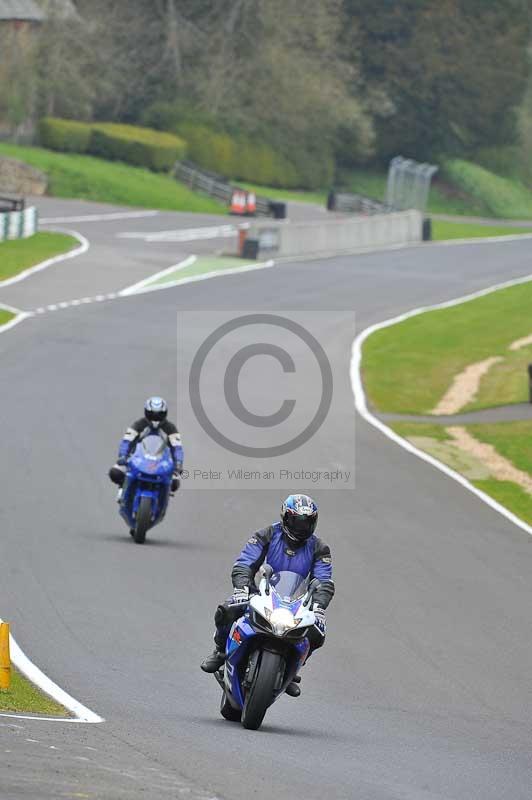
[
  {"left": 201, "top": 494, "right": 334, "bottom": 697},
  {"left": 109, "top": 397, "right": 183, "bottom": 491}
]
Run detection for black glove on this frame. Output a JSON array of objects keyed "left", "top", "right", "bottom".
[
  {"left": 109, "top": 464, "right": 126, "bottom": 485},
  {"left": 171, "top": 472, "right": 180, "bottom": 492}
]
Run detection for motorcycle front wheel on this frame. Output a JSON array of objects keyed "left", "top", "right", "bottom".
[
  {"left": 242, "top": 650, "right": 283, "bottom": 730},
  {"left": 133, "top": 496, "right": 152, "bottom": 544}
]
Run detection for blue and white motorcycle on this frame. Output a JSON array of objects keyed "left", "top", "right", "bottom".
[
  {"left": 118, "top": 434, "right": 174, "bottom": 544},
  {"left": 214, "top": 567, "right": 320, "bottom": 730}
]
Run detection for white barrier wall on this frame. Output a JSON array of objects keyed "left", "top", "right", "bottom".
[
  {"left": 247, "top": 210, "right": 423, "bottom": 259},
  {"left": 0, "top": 206, "right": 38, "bottom": 242}
]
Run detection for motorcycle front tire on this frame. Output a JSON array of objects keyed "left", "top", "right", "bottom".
[
  {"left": 242, "top": 650, "right": 283, "bottom": 730},
  {"left": 134, "top": 496, "right": 152, "bottom": 544}
]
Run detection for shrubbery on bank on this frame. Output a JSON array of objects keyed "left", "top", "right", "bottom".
[{"left": 39, "top": 118, "right": 186, "bottom": 173}]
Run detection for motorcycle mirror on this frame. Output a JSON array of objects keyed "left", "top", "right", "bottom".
[{"left": 261, "top": 564, "right": 273, "bottom": 595}]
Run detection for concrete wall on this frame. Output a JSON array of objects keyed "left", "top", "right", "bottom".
[{"left": 246, "top": 210, "right": 423, "bottom": 259}]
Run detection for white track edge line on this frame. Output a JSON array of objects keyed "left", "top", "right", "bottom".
[
  {"left": 350, "top": 272, "right": 532, "bottom": 538},
  {"left": 120, "top": 259, "right": 276, "bottom": 297},
  {"left": 120, "top": 255, "right": 197, "bottom": 295},
  {"left": 0, "top": 230, "right": 89, "bottom": 289},
  {"left": 0, "top": 310, "right": 32, "bottom": 333},
  {"left": 0, "top": 618, "right": 103, "bottom": 723}
]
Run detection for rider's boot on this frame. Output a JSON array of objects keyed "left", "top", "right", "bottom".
[
  {"left": 200, "top": 648, "right": 225, "bottom": 673},
  {"left": 285, "top": 674, "right": 301, "bottom": 697}
]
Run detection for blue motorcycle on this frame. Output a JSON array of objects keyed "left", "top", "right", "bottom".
[
  {"left": 214, "top": 567, "right": 321, "bottom": 730},
  {"left": 118, "top": 434, "right": 174, "bottom": 544}
]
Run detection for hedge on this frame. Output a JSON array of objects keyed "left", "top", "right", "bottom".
[
  {"left": 39, "top": 118, "right": 92, "bottom": 154},
  {"left": 39, "top": 118, "right": 186, "bottom": 172},
  {"left": 177, "top": 122, "right": 315, "bottom": 188}
]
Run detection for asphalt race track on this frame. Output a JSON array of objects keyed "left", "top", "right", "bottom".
[{"left": 1, "top": 201, "right": 532, "bottom": 799}]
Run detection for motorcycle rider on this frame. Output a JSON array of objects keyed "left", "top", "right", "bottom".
[
  {"left": 200, "top": 494, "right": 334, "bottom": 697},
  {"left": 109, "top": 397, "right": 183, "bottom": 491}
]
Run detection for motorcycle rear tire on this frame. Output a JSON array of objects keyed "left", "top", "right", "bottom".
[
  {"left": 134, "top": 496, "right": 152, "bottom": 544},
  {"left": 242, "top": 650, "right": 283, "bottom": 730},
  {"left": 220, "top": 692, "right": 242, "bottom": 721}
]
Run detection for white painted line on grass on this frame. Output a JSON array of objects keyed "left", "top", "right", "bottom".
[
  {"left": 0, "top": 310, "right": 32, "bottom": 334},
  {"left": 350, "top": 272, "right": 532, "bottom": 538},
  {"left": 0, "top": 231, "right": 89, "bottom": 289},
  {"left": 120, "top": 259, "right": 276, "bottom": 297},
  {"left": 0, "top": 618, "right": 103, "bottom": 724},
  {"left": 120, "top": 255, "right": 197, "bottom": 296},
  {"left": 40, "top": 210, "right": 159, "bottom": 224}
]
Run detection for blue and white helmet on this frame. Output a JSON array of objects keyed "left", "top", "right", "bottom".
[
  {"left": 281, "top": 494, "right": 318, "bottom": 545},
  {"left": 144, "top": 396, "right": 168, "bottom": 428}
]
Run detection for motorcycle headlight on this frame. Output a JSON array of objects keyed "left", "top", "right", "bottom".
[{"left": 269, "top": 608, "right": 297, "bottom": 636}]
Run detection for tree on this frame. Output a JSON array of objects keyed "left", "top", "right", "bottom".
[{"left": 344, "top": 0, "right": 531, "bottom": 161}]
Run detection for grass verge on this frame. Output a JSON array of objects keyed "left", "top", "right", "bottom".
[
  {"left": 0, "top": 309, "right": 15, "bottom": 328},
  {"left": 0, "top": 232, "right": 77, "bottom": 282},
  {"left": 362, "top": 279, "right": 532, "bottom": 414},
  {"left": 237, "top": 181, "right": 326, "bottom": 206},
  {"left": 432, "top": 220, "right": 532, "bottom": 241},
  {"left": 0, "top": 143, "right": 225, "bottom": 214},
  {"left": 0, "top": 668, "right": 68, "bottom": 716},
  {"left": 390, "top": 421, "right": 532, "bottom": 527}
]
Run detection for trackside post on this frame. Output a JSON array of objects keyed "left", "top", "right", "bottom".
[{"left": 0, "top": 622, "right": 10, "bottom": 689}]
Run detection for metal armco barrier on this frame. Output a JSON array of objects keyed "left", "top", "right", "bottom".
[
  {"left": 0, "top": 205, "right": 38, "bottom": 242},
  {"left": 327, "top": 190, "right": 391, "bottom": 216},
  {"left": 174, "top": 161, "right": 286, "bottom": 219}
]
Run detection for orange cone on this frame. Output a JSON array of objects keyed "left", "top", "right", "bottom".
[
  {"left": 230, "top": 190, "right": 245, "bottom": 215},
  {"left": 246, "top": 192, "right": 257, "bottom": 216}
]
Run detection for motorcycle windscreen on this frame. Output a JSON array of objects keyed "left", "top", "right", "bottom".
[
  {"left": 140, "top": 435, "right": 166, "bottom": 457},
  {"left": 269, "top": 570, "right": 309, "bottom": 603}
]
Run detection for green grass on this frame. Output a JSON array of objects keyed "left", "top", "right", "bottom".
[
  {"left": 443, "top": 159, "right": 532, "bottom": 219},
  {"left": 362, "top": 280, "right": 532, "bottom": 414},
  {"left": 0, "top": 668, "right": 68, "bottom": 716},
  {"left": 432, "top": 220, "right": 532, "bottom": 240},
  {"left": 0, "top": 143, "right": 225, "bottom": 214},
  {"left": 0, "top": 232, "right": 77, "bottom": 281},
  {"left": 473, "top": 480, "right": 532, "bottom": 526},
  {"left": 237, "top": 182, "right": 326, "bottom": 205},
  {"left": 390, "top": 420, "right": 532, "bottom": 526},
  {"left": 466, "top": 346, "right": 532, "bottom": 410},
  {"left": 391, "top": 422, "right": 451, "bottom": 441},
  {"left": 340, "top": 168, "right": 490, "bottom": 217},
  {"left": 0, "top": 309, "right": 14, "bottom": 327},
  {"left": 468, "top": 421, "right": 532, "bottom": 475}
]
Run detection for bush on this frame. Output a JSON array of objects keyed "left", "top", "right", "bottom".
[
  {"left": 39, "top": 118, "right": 186, "bottom": 172},
  {"left": 176, "top": 122, "right": 315, "bottom": 188},
  {"left": 443, "top": 159, "right": 532, "bottom": 219},
  {"left": 90, "top": 123, "right": 186, "bottom": 172},
  {"left": 39, "top": 117, "right": 92, "bottom": 153}
]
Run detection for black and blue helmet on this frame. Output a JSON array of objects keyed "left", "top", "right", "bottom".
[
  {"left": 281, "top": 494, "right": 318, "bottom": 545},
  {"left": 144, "top": 396, "right": 168, "bottom": 426}
]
